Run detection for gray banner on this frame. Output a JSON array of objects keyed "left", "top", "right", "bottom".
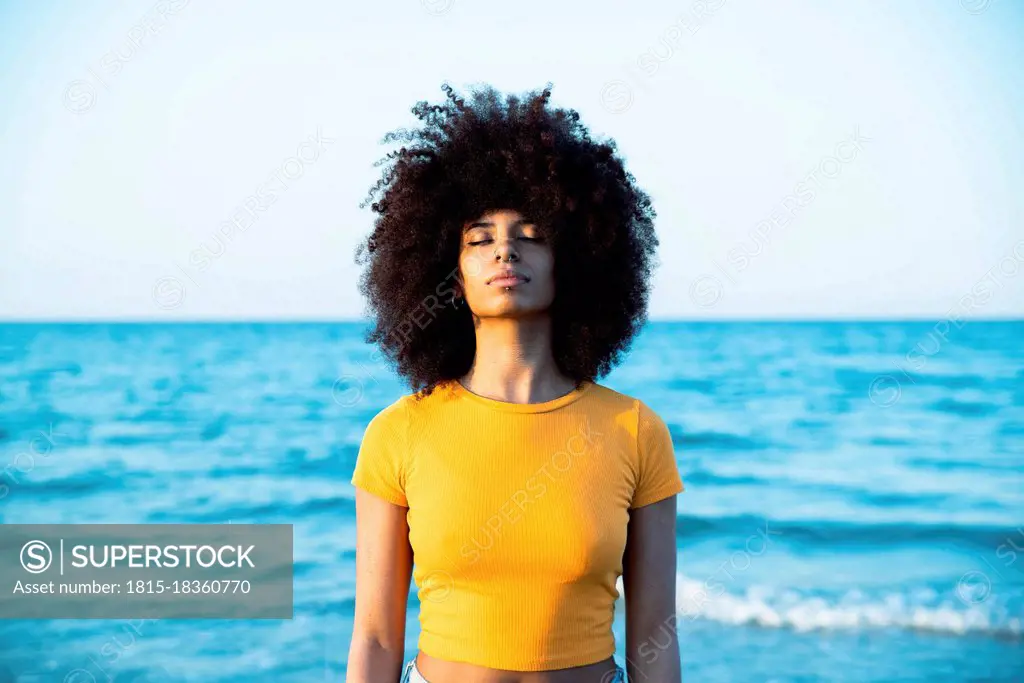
[{"left": 0, "top": 524, "right": 292, "bottom": 619}]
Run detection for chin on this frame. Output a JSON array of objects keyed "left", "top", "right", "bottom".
[{"left": 478, "top": 300, "right": 548, "bottom": 318}]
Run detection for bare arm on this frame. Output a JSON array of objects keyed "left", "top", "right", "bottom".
[
  {"left": 623, "top": 495, "right": 681, "bottom": 683},
  {"left": 346, "top": 489, "right": 414, "bottom": 683}
]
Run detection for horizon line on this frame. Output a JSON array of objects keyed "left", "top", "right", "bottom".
[{"left": 1, "top": 317, "right": 1022, "bottom": 325}]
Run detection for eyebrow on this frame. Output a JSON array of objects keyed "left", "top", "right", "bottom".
[{"left": 465, "top": 219, "right": 534, "bottom": 229}]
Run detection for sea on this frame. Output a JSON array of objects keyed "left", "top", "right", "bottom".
[{"left": 0, "top": 321, "right": 1021, "bottom": 682}]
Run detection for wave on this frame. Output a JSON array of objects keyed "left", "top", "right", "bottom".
[
  {"left": 677, "top": 431, "right": 767, "bottom": 451},
  {"left": 929, "top": 398, "right": 1000, "bottom": 418},
  {"left": 665, "top": 378, "right": 716, "bottom": 394},
  {"left": 616, "top": 575, "right": 1022, "bottom": 639},
  {"left": 868, "top": 436, "right": 913, "bottom": 447},
  {"left": 682, "top": 469, "right": 771, "bottom": 487},
  {"left": 673, "top": 574, "right": 1021, "bottom": 638},
  {"left": 904, "top": 457, "right": 1023, "bottom": 474},
  {"left": 4, "top": 473, "right": 123, "bottom": 497},
  {"left": 859, "top": 490, "right": 955, "bottom": 508},
  {"left": 143, "top": 494, "right": 354, "bottom": 523},
  {"left": 834, "top": 368, "right": 994, "bottom": 394},
  {"left": 679, "top": 471, "right": 989, "bottom": 509},
  {"left": 998, "top": 421, "right": 1024, "bottom": 436},
  {"left": 677, "top": 513, "right": 1020, "bottom": 550}
]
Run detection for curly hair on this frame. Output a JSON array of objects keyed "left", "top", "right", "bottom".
[{"left": 355, "top": 82, "right": 659, "bottom": 397}]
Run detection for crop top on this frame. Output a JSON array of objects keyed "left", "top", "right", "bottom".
[{"left": 350, "top": 378, "right": 685, "bottom": 671}]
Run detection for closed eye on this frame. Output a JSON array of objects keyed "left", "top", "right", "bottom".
[{"left": 466, "top": 235, "right": 544, "bottom": 246}]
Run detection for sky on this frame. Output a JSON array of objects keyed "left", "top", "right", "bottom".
[{"left": 0, "top": 0, "right": 1022, "bottom": 320}]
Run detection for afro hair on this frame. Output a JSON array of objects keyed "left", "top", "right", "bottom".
[{"left": 355, "top": 82, "right": 659, "bottom": 397}]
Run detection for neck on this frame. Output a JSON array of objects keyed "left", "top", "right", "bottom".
[{"left": 461, "top": 314, "right": 576, "bottom": 403}]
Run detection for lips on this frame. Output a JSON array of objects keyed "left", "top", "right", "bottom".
[{"left": 487, "top": 270, "right": 529, "bottom": 286}]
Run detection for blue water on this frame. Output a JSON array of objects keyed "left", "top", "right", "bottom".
[{"left": 0, "top": 321, "right": 1021, "bottom": 682}]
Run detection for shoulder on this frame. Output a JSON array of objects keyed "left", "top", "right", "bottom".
[
  {"left": 584, "top": 383, "right": 675, "bottom": 459},
  {"left": 583, "top": 380, "right": 638, "bottom": 408},
  {"left": 583, "top": 381, "right": 660, "bottom": 426},
  {"left": 362, "top": 391, "right": 418, "bottom": 442},
  {"left": 369, "top": 380, "right": 459, "bottom": 427},
  {"left": 366, "top": 393, "right": 409, "bottom": 426}
]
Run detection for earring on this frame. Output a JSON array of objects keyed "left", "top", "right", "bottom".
[{"left": 450, "top": 292, "right": 463, "bottom": 309}]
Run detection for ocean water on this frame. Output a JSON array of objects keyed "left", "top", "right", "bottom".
[{"left": 0, "top": 321, "right": 1021, "bottom": 682}]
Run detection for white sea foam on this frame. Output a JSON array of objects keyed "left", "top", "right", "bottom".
[{"left": 615, "top": 575, "right": 1022, "bottom": 638}]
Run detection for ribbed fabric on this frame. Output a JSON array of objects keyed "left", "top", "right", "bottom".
[{"left": 351, "top": 379, "right": 684, "bottom": 671}]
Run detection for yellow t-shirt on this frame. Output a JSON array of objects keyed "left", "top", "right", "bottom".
[{"left": 350, "top": 378, "right": 684, "bottom": 671}]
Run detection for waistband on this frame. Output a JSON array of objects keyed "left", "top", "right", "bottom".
[
  {"left": 400, "top": 658, "right": 427, "bottom": 683},
  {"left": 399, "top": 656, "right": 626, "bottom": 682}
]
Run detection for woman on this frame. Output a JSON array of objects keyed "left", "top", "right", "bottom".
[{"left": 347, "top": 83, "right": 684, "bottom": 683}]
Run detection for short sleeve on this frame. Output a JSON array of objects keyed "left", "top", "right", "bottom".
[
  {"left": 350, "top": 400, "right": 409, "bottom": 507},
  {"left": 630, "top": 400, "right": 685, "bottom": 509}
]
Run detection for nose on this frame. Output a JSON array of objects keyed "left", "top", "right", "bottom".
[{"left": 493, "top": 237, "right": 520, "bottom": 262}]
